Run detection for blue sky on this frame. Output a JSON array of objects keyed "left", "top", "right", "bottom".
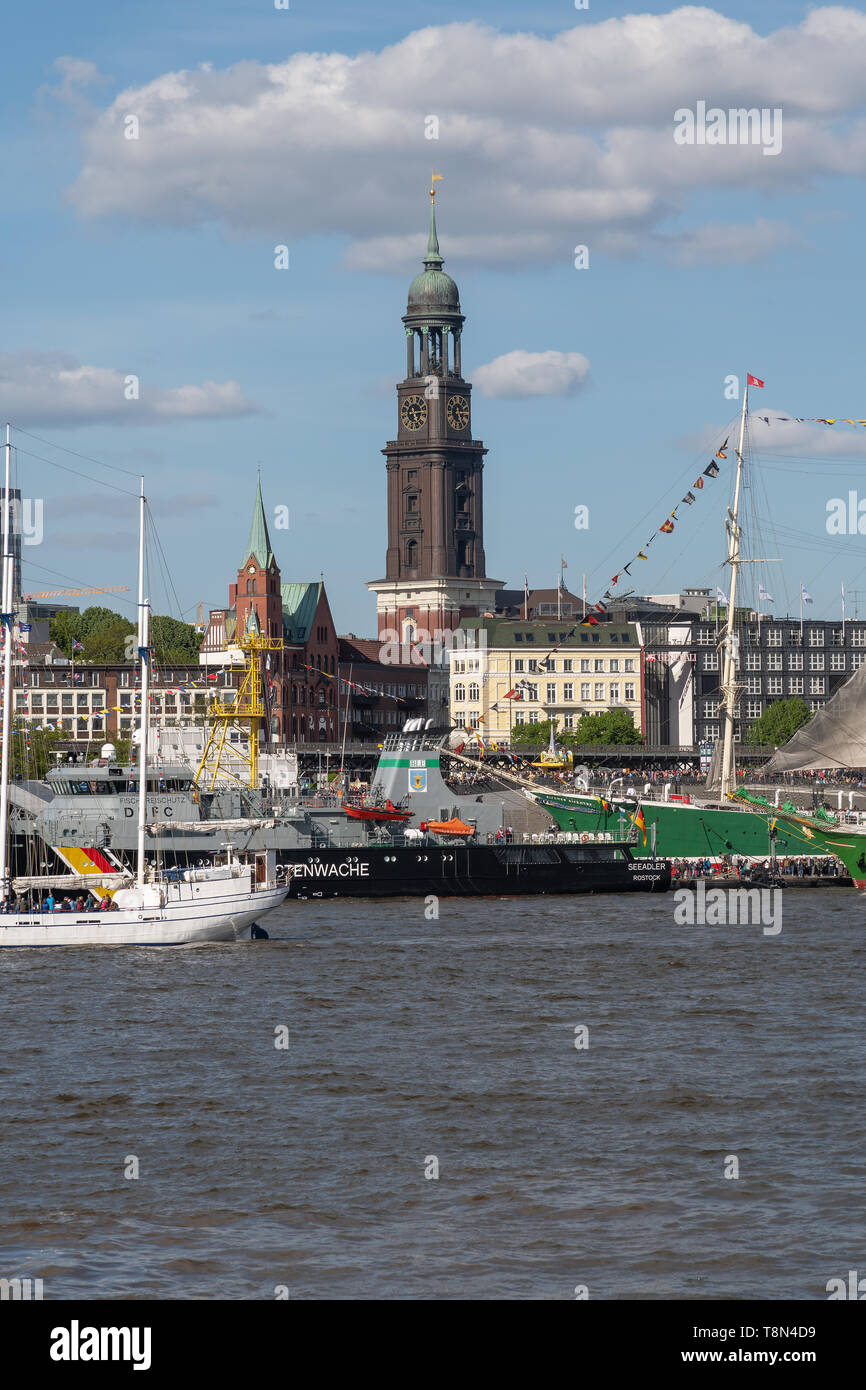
[{"left": 4, "top": 1, "right": 866, "bottom": 630}]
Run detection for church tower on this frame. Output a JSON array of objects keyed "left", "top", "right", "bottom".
[
  {"left": 368, "top": 187, "right": 502, "bottom": 653},
  {"left": 231, "top": 474, "right": 283, "bottom": 640}
]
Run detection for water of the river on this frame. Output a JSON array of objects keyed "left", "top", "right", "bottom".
[{"left": 2, "top": 888, "right": 864, "bottom": 1300}]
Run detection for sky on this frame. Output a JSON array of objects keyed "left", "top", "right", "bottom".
[{"left": 4, "top": 0, "right": 866, "bottom": 630}]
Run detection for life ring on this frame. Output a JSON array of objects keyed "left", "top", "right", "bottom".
[{"left": 580, "top": 832, "right": 592, "bottom": 842}]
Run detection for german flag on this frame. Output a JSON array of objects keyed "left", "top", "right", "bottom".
[{"left": 631, "top": 805, "right": 647, "bottom": 846}]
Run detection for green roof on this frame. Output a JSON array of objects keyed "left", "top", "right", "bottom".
[
  {"left": 242, "top": 474, "right": 274, "bottom": 570},
  {"left": 406, "top": 198, "right": 460, "bottom": 314},
  {"left": 456, "top": 617, "right": 639, "bottom": 647},
  {"left": 281, "top": 582, "right": 322, "bottom": 642}
]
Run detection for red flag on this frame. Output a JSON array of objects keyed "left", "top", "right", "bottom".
[
  {"left": 747, "top": 374, "right": 764, "bottom": 388},
  {"left": 660, "top": 520, "right": 675, "bottom": 534}
]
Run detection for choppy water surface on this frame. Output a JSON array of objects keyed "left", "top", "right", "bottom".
[{"left": 1, "top": 889, "right": 864, "bottom": 1300}]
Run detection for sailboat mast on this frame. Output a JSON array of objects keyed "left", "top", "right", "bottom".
[
  {"left": 719, "top": 382, "right": 749, "bottom": 802},
  {"left": 0, "top": 425, "right": 14, "bottom": 897},
  {"left": 135, "top": 478, "right": 150, "bottom": 887}
]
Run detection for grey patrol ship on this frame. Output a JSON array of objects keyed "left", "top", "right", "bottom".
[{"left": 13, "top": 722, "right": 670, "bottom": 898}]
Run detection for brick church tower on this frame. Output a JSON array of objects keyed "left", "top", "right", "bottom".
[
  {"left": 368, "top": 189, "right": 502, "bottom": 655},
  {"left": 230, "top": 473, "right": 283, "bottom": 639}
]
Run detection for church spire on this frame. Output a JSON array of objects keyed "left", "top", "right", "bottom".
[
  {"left": 424, "top": 199, "right": 443, "bottom": 269},
  {"left": 243, "top": 469, "right": 274, "bottom": 570}
]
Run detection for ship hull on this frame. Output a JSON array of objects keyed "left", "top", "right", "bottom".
[
  {"left": 532, "top": 792, "right": 819, "bottom": 863},
  {"left": 282, "top": 844, "right": 670, "bottom": 898}
]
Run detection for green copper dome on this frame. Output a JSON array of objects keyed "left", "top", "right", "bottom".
[{"left": 406, "top": 200, "right": 460, "bottom": 313}]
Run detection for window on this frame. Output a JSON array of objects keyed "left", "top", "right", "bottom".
[
  {"left": 766, "top": 627, "right": 782, "bottom": 646},
  {"left": 703, "top": 699, "right": 719, "bottom": 718},
  {"left": 704, "top": 652, "right": 719, "bottom": 671},
  {"left": 546, "top": 683, "right": 556, "bottom": 702},
  {"left": 624, "top": 682, "right": 636, "bottom": 701},
  {"left": 563, "top": 683, "right": 574, "bottom": 701},
  {"left": 809, "top": 653, "right": 824, "bottom": 670},
  {"left": 852, "top": 653, "right": 866, "bottom": 670},
  {"left": 454, "top": 683, "right": 465, "bottom": 701},
  {"left": 120, "top": 671, "right": 129, "bottom": 687},
  {"left": 406, "top": 493, "right": 418, "bottom": 513},
  {"left": 809, "top": 677, "right": 825, "bottom": 694},
  {"left": 528, "top": 711, "right": 539, "bottom": 723},
  {"left": 609, "top": 683, "right": 620, "bottom": 702},
  {"left": 514, "top": 710, "right": 525, "bottom": 724},
  {"left": 766, "top": 652, "right": 782, "bottom": 670},
  {"left": 789, "top": 628, "right": 802, "bottom": 646},
  {"left": 513, "top": 659, "right": 524, "bottom": 673},
  {"left": 621, "top": 633, "right": 631, "bottom": 643},
  {"left": 528, "top": 659, "right": 538, "bottom": 673},
  {"left": 594, "top": 682, "right": 604, "bottom": 701},
  {"left": 405, "top": 538, "right": 418, "bottom": 568},
  {"left": 831, "top": 628, "right": 845, "bottom": 647},
  {"left": 609, "top": 658, "right": 619, "bottom": 672},
  {"left": 580, "top": 682, "right": 591, "bottom": 700},
  {"left": 624, "top": 659, "right": 635, "bottom": 672},
  {"left": 580, "top": 659, "right": 590, "bottom": 673},
  {"left": 525, "top": 683, "right": 538, "bottom": 701},
  {"left": 746, "top": 700, "right": 762, "bottom": 719},
  {"left": 745, "top": 653, "right": 761, "bottom": 671},
  {"left": 788, "top": 652, "right": 803, "bottom": 670},
  {"left": 746, "top": 676, "right": 761, "bottom": 694},
  {"left": 562, "top": 659, "right": 573, "bottom": 673},
  {"left": 788, "top": 676, "right": 804, "bottom": 694},
  {"left": 697, "top": 627, "right": 714, "bottom": 645},
  {"left": 468, "top": 713, "right": 480, "bottom": 729},
  {"left": 851, "top": 629, "right": 866, "bottom": 647},
  {"left": 767, "top": 676, "right": 783, "bottom": 695},
  {"left": 704, "top": 723, "right": 719, "bottom": 740},
  {"left": 564, "top": 714, "right": 575, "bottom": 729},
  {"left": 830, "top": 652, "right": 846, "bottom": 671},
  {"left": 594, "top": 659, "right": 604, "bottom": 672},
  {"left": 808, "top": 628, "right": 824, "bottom": 646},
  {"left": 547, "top": 633, "right": 556, "bottom": 642}
]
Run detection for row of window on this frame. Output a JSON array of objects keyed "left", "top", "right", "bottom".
[
  {"left": 701, "top": 651, "right": 855, "bottom": 671},
  {"left": 454, "top": 681, "right": 637, "bottom": 704},
  {"left": 513, "top": 631, "right": 633, "bottom": 644},
  {"left": 702, "top": 677, "right": 829, "bottom": 714},
  {"left": 697, "top": 626, "right": 865, "bottom": 648}
]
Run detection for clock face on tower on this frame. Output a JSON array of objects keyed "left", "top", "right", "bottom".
[
  {"left": 400, "top": 395, "right": 428, "bottom": 431},
  {"left": 446, "top": 395, "right": 470, "bottom": 431}
]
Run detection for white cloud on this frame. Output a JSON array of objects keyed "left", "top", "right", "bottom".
[
  {"left": 473, "top": 350, "right": 590, "bottom": 399},
  {"left": 0, "top": 352, "right": 259, "bottom": 427},
  {"left": 65, "top": 8, "right": 866, "bottom": 268}
]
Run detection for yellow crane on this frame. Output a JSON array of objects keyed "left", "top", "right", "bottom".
[
  {"left": 195, "top": 631, "right": 283, "bottom": 790},
  {"left": 22, "top": 585, "right": 130, "bottom": 601}
]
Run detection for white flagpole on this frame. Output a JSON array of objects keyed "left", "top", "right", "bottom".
[{"left": 800, "top": 586, "right": 803, "bottom": 643}]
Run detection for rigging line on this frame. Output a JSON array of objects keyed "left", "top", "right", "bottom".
[
  {"left": 12, "top": 426, "right": 143, "bottom": 479},
  {"left": 588, "top": 414, "right": 742, "bottom": 577},
  {"left": 13, "top": 446, "right": 139, "bottom": 497},
  {"left": 20, "top": 559, "right": 138, "bottom": 611},
  {"left": 145, "top": 504, "right": 185, "bottom": 625}
]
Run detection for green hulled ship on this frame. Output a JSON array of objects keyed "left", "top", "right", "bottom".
[{"left": 531, "top": 788, "right": 808, "bottom": 863}]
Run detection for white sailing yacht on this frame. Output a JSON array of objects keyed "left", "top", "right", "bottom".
[{"left": 0, "top": 435, "right": 288, "bottom": 946}]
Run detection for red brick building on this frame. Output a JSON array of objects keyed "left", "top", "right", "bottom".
[{"left": 201, "top": 478, "right": 340, "bottom": 744}]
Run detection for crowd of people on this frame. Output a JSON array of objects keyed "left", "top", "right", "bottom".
[
  {"left": 1, "top": 892, "right": 117, "bottom": 914},
  {"left": 670, "top": 855, "right": 844, "bottom": 880}
]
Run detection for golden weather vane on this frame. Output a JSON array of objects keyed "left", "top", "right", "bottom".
[{"left": 430, "top": 170, "right": 443, "bottom": 202}]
